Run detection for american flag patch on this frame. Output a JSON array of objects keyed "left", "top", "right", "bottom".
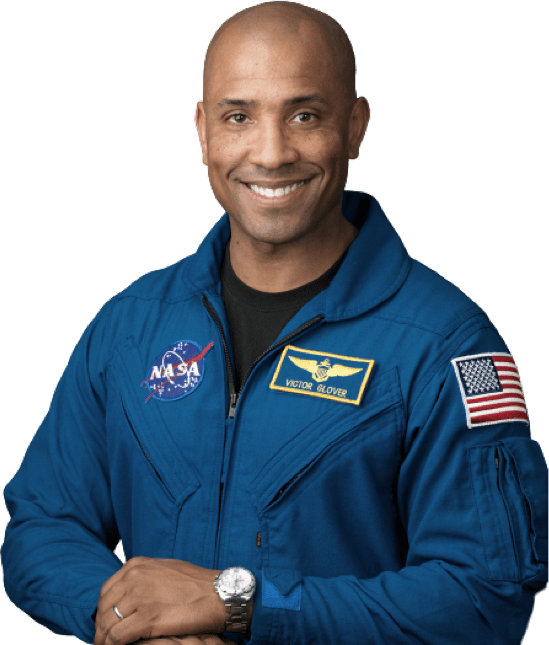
[{"left": 452, "top": 352, "right": 529, "bottom": 428}]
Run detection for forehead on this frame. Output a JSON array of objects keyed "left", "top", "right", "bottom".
[{"left": 205, "top": 21, "right": 342, "bottom": 105}]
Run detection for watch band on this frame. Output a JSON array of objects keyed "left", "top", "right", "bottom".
[{"left": 225, "top": 600, "right": 248, "bottom": 633}]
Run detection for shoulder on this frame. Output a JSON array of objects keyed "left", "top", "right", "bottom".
[
  {"left": 83, "top": 253, "right": 202, "bottom": 362},
  {"left": 112, "top": 254, "right": 197, "bottom": 306},
  {"left": 108, "top": 212, "right": 229, "bottom": 308},
  {"left": 377, "top": 258, "right": 489, "bottom": 340}
]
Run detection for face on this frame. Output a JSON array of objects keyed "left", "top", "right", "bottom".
[{"left": 196, "top": 21, "right": 368, "bottom": 246}]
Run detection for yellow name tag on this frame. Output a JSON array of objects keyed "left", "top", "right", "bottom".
[{"left": 269, "top": 345, "right": 374, "bottom": 405}]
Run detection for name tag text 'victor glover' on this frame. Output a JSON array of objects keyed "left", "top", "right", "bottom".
[{"left": 270, "top": 345, "right": 374, "bottom": 405}]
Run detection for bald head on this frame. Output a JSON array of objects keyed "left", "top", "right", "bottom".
[
  {"left": 203, "top": 1, "right": 356, "bottom": 105},
  {"left": 195, "top": 1, "right": 370, "bottom": 251}
]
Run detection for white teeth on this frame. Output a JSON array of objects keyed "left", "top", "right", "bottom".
[{"left": 248, "top": 181, "right": 305, "bottom": 197}]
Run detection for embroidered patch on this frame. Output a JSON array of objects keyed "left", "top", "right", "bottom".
[
  {"left": 141, "top": 340, "right": 214, "bottom": 402},
  {"left": 269, "top": 345, "right": 374, "bottom": 405},
  {"left": 452, "top": 352, "right": 529, "bottom": 428}
]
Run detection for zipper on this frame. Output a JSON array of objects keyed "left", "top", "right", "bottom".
[
  {"left": 137, "top": 436, "right": 163, "bottom": 483},
  {"left": 121, "top": 402, "right": 170, "bottom": 495},
  {"left": 201, "top": 293, "right": 236, "bottom": 567},
  {"left": 132, "top": 428, "right": 168, "bottom": 490},
  {"left": 228, "top": 393, "right": 238, "bottom": 419},
  {"left": 201, "top": 293, "right": 324, "bottom": 564},
  {"left": 234, "top": 314, "right": 325, "bottom": 411},
  {"left": 202, "top": 293, "right": 324, "bottom": 418},
  {"left": 495, "top": 448, "right": 501, "bottom": 493},
  {"left": 270, "top": 467, "right": 307, "bottom": 505},
  {"left": 201, "top": 294, "right": 236, "bottom": 418}
]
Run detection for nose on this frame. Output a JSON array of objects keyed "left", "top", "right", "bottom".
[{"left": 247, "top": 117, "right": 299, "bottom": 169}]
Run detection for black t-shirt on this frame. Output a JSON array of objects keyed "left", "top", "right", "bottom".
[{"left": 221, "top": 246, "right": 346, "bottom": 392}]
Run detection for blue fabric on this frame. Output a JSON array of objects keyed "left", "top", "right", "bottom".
[
  {"left": 2, "top": 191, "right": 547, "bottom": 645},
  {"left": 262, "top": 569, "right": 301, "bottom": 611}
]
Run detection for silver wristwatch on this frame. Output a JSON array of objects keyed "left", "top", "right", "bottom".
[{"left": 214, "top": 566, "right": 256, "bottom": 633}]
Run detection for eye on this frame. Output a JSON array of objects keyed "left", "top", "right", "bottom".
[
  {"left": 293, "top": 113, "right": 316, "bottom": 123},
  {"left": 228, "top": 113, "right": 248, "bottom": 124}
]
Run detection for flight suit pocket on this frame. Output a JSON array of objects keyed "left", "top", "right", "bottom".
[
  {"left": 109, "top": 337, "right": 200, "bottom": 504},
  {"left": 248, "top": 368, "right": 404, "bottom": 578},
  {"left": 469, "top": 437, "right": 548, "bottom": 592}
]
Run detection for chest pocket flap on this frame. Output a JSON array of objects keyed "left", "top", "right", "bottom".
[
  {"left": 109, "top": 337, "right": 200, "bottom": 503},
  {"left": 248, "top": 367, "right": 403, "bottom": 516}
]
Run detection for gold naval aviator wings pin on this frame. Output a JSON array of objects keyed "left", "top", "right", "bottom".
[{"left": 270, "top": 345, "right": 375, "bottom": 405}]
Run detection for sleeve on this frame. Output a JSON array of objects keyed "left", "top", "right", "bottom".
[
  {"left": 247, "top": 325, "right": 548, "bottom": 645},
  {"left": 1, "top": 300, "right": 124, "bottom": 644}
]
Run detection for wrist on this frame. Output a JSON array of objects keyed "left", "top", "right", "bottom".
[
  {"left": 214, "top": 567, "right": 256, "bottom": 634},
  {"left": 210, "top": 569, "right": 226, "bottom": 632},
  {"left": 248, "top": 597, "right": 254, "bottom": 626}
]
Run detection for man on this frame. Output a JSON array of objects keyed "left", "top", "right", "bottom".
[{"left": 2, "top": 2, "right": 547, "bottom": 644}]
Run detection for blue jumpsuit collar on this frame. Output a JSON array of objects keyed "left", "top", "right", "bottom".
[{"left": 184, "top": 190, "right": 412, "bottom": 322}]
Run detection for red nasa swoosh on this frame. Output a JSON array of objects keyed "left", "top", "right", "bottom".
[{"left": 141, "top": 341, "right": 214, "bottom": 403}]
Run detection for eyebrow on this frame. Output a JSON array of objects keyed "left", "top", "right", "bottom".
[{"left": 216, "top": 93, "right": 329, "bottom": 110}]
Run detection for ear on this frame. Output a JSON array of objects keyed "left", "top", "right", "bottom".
[
  {"left": 195, "top": 101, "right": 208, "bottom": 166},
  {"left": 348, "top": 97, "right": 370, "bottom": 160}
]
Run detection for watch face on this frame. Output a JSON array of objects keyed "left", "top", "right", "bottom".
[{"left": 217, "top": 567, "right": 256, "bottom": 600}]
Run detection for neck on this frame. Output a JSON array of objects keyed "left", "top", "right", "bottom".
[{"left": 228, "top": 208, "right": 358, "bottom": 293}]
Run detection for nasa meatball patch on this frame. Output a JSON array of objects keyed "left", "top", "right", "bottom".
[
  {"left": 270, "top": 345, "right": 374, "bottom": 405},
  {"left": 141, "top": 340, "right": 214, "bottom": 402}
]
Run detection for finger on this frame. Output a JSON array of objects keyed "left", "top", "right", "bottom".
[
  {"left": 96, "top": 581, "right": 126, "bottom": 630},
  {"left": 100, "top": 612, "right": 200, "bottom": 645},
  {"left": 144, "top": 636, "right": 224, "bottom": 644},
  {"left": 132, "top": 639, "right": 198, "bottom": 644},
  {"left": 131, "top": 641, "right": 181, "bottom": 644},
  {"left": 140, "top": 637, "right": 206, "bottom": 644},
  {"left": 96, "top": 610, "right": 148, "bottom": 645},
  {"left": 121, "top": 629, "right": 220, "bottom": 644},
  {"left": 94, "top": 596, "right": 135, "bottom": 645},
  {"left": 129, "top": 641, "right": 163, "bottom": 644}
]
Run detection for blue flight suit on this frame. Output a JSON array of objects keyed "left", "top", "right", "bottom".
[{"left": 2, "top": 191, "right": 547, "bottom": 644}]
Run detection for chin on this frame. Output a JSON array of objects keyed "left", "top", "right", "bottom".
[
  {"left": 244, "top": 228, "right": 302, "bottom": 246},
  {"left": 241, "top": 216, "right": 316, "bottom": 246}
]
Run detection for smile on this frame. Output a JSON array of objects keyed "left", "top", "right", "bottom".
[{"left": 246, "top": 181, "right": 305, "bottom": 198}]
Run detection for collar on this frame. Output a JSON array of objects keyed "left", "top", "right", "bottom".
[{"left": 183, "top": 190, "right": 412, "bottom": 323}]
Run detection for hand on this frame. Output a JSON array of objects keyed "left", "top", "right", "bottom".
[
  {"left": 132, "top": 636, "right": 233, "bottom": 644},
  {"left": 94, "top": 557, "right": 226, "bottom": 645}
]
